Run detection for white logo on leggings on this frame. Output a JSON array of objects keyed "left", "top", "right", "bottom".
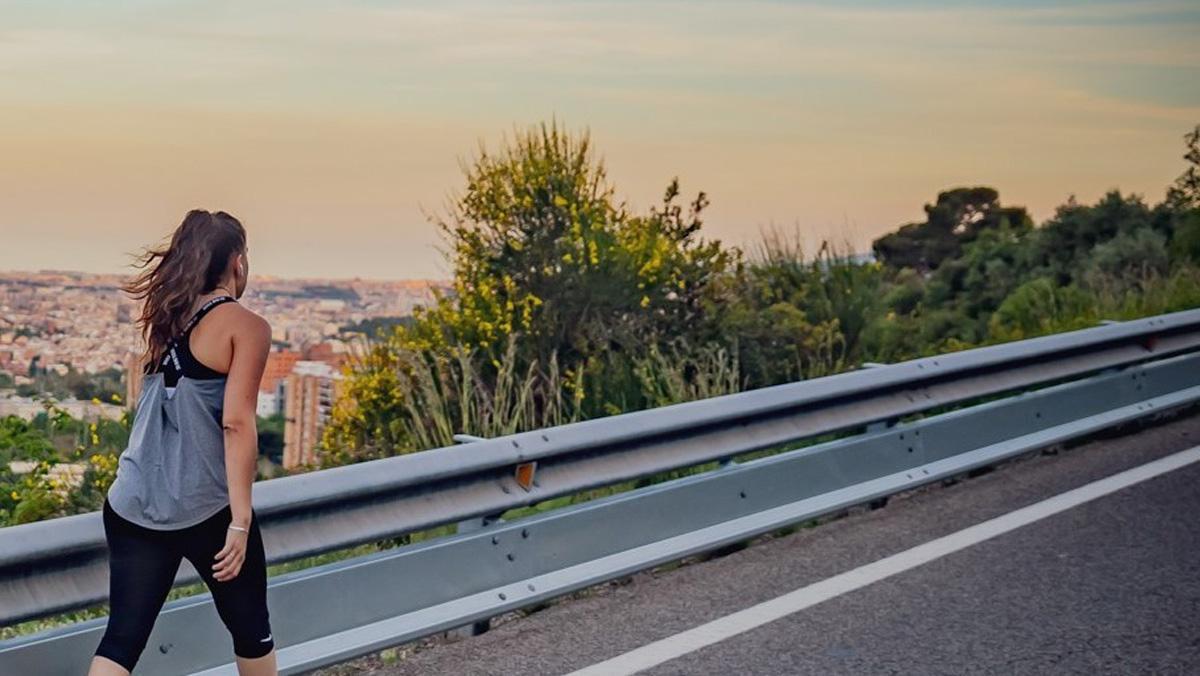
[{"left": 260, "top": 634, "right": 272, "bottom": 643}]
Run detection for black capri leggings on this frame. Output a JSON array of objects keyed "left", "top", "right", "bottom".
[{"left": 94, "top": 498, "right": 274, "bottom": 671}]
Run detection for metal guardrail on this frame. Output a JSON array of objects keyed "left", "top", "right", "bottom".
[{"left": 2, "top": 309, "right": 1200, "bottom": 674}]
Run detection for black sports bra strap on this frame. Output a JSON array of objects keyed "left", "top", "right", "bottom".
[{"left": 180, "top": 295, "right": 236, "bottom": 336}]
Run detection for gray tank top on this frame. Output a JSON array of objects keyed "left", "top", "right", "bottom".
[{"left": 107, "top": 296, "right": 235, "bottom": 530}]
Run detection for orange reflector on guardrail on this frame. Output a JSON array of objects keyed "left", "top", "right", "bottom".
[{"left": 515, "top": 461, "right": 537, "bottom": 491}]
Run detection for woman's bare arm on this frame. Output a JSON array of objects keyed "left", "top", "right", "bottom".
[{"left": 221, "top": 311, "right": 272, "bottom": 528}]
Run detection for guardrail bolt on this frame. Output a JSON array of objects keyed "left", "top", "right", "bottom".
[
  {"left": 491, "top": 536, "right": 499, "bottom": 545},
  {"left": 521, "top": 528, "right": 529, "bottom": 539},
  {"left": 507, "top": 553, "right": 515, "bottom": 561},
  {"left": 158, "top": 643, "right": 173, "bottom": 654}
]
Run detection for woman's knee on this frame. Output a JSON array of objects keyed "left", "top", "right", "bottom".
[{"left": 231, "top": 621, "right": 275, "bottom": 660}]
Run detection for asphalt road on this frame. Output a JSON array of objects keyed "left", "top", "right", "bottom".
[{"left": 324, "top": 413, "right": 1200, "bottom": 676}]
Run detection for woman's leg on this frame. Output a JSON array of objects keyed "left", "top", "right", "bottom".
[
  {"left": 181, "top": 506, "right": 276, "bottom": 676},
  {"left": 91, "top": 499, "right": 183, "bottom": 675}
]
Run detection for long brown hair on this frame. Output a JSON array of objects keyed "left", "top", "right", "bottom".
[{"left": 123, "top": 209, "right": 246, "bottom": 370}]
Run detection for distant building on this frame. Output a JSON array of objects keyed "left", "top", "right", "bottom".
[
  {"left": 0, "top": 397, "right": 45, "bottom": 420},
  {"left": 303, "top": 341, "right": 348, "bottom": 364},
  {"left": 257, "top": 388, "right": 281, "bottom": 418},
  {"left": 0, "top": 394, "right": 123, "bottom": 422},
  {"left": 7, "top": 460, "right": 87, "bottom": 493},
  {"left": 282, "top": 360, "right": 345, "bottom": 469},
  {"left": 262, "top": 350, "right": 303, "bottom": 392},
  {"left": 123, "top": 350, "right": 145, "bottom": 409},
  {"left": 258, "top": 350, "right": 302, "bottom": 417}
]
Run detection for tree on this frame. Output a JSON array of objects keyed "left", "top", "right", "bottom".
[
  {"left": 988, "top": 278, "right": 1095, "bottom": 341},
  {"left": 1168, "top": 124, "right": 1200, "bottom": 264},
  {"left": 872, "top": 187, "right": 1031, "bottom": 272},
  {"left": 322, "top": 121, "right": 736, "bottom": 463},
  {"left": 423, "top": 122, "right": 732, "bottom": 371},
  {"left": 1029, "top": 191, "right": 1158, "bottom": 285},
  {"left": 1083, "top": 228, "right": 1170, "bottom": 294},
  {"left": 1171, "top": 210, "right": 1200, "bottom": 264},
  {"left": 1166, "top": 124, "right": 1200, "bottom": 211},
  {"left": 922, "top": 222, "right": 1033, "bottom": 338}
]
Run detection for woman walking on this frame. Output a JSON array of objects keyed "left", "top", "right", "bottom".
[{"left": 89, "top": 210, "right": 277, "bottom": 675}]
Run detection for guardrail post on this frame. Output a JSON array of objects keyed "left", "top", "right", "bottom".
[
  {"left": 866, "top": 421, "right": 891, "bottom": 433},
  {"left": 448, "top": 433, "right": 500, "bottom": 639},
  {"left": 860, "top": 363, "right": 895, "bottom": 434},
  {"left": 864, "top": 361, "right": 896, "bottom": 507},
  {"left": 456, "top": 512, "right": 505, "bottom": 533}
]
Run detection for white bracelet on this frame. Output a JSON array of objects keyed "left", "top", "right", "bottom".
[{"left": 228, "top": 524, "right": 249, "bottom": 533}]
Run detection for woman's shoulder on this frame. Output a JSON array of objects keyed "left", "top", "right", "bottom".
[
  {"left": 208, "top": 299, "right": 270, "bottom": 331},
  {"left": 218, "top": 302, "right": 271, "bottom": 342}
]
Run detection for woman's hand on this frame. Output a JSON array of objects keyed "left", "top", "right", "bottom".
[{"left": 213, "top": 526, "right": 249, "bottom": 582}]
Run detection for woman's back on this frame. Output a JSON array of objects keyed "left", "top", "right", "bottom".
[
  {"left": 109, "top": 295, "right": 239, "bottom": 529},
  {"left": 144, "top": 295, "right": 236, "bottom": 389}
]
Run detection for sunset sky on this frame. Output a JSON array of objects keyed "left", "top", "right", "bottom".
[{"left": 2, "top": 0, "right": 1198, "bottom": 280}]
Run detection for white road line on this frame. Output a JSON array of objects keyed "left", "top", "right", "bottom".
[{"left": 566, "top": 445, "right": 1200, "bottom": 676}]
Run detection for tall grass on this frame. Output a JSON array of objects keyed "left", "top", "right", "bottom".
[
  {"left": 990, "top": 265, "right": 1200, "bottom": 342},
  {"left": 394, "top": 334, "right": 586, "bottom": 450},
  {"left": 632, "top": 342, "right": 742, "bottom": 409}
]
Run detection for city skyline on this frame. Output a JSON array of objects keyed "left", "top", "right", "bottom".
[
  {"left": 2, "top": 0, "right": 1198, "bottom": 279},
  {"left": 0, "top": 266, "right": 444, "bottom": 283}
]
